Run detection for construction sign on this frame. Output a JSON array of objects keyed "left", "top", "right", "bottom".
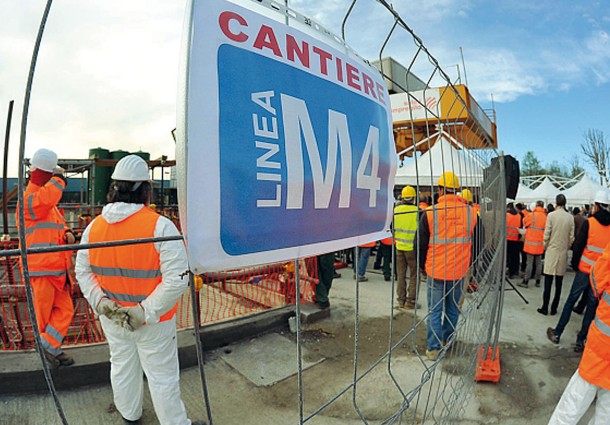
[{"left": 177, "top": 0, "right": 396, "bottom": 273}]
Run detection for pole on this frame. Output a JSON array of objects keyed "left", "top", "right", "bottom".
[
  {"left": 188, "top": 272, "right": 213, "bottom": 425},
  {"left": 16, "top": 0, "right": 69, "bottom": 423},
  {"left": 3, "top": 100, "right": 14, "bottom": 235}
]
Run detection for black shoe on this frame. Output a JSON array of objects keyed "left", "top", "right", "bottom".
[
  {"left": 574, "top": 341, "right": 585, "bottom": 353},
  {"left": 318, "top": 301, "right": 330, "bottom": 309},
  {"left": 384, "top": 276, "right": 391, "bottom": 282},
  {"left": 56, "top": 352, "right": 75, "bottom": 366},
  {"left": 123, "top": 417, "right": 141, "bottom": 425},
  {"left": 333, "top": 272, "right": 342, "bottom": 279},
  {"left": 537, "top": 308, "right": 548, "bottom": 316},
  {"left": 572, "top": 306, "right": 584, "bottom": 315},
  {"left": 546, "top": 327, "right": 560, "bottom": 344},
  {"left": 43, "top": 349, "right": 61, "bottom": 368},
  {"left": 535, "top": 280, "right": 541, "bottom": 287},
  {"left": 550, "top": 309, "right": 557, "bottom": 316},
  {"left": 373, "top": 264, "right": 382, "bottom": 270}
]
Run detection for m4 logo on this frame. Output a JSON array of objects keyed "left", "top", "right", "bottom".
[{"left": 253, "top": 91, "right": 381, "bottom": 209}]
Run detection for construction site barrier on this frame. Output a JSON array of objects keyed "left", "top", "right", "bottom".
[{"left": 0, "top": 238, "right": 319, "bottom": 351}]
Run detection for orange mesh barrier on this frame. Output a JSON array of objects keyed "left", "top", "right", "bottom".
[{"left": 0, "top": 235, "right": 320, "bottom": 351}]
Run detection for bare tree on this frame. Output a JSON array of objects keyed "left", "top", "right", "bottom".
[{"left": 581, "top": 129, "right": 609, "bottom": 185}]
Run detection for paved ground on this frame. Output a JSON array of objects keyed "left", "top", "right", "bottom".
[{"left": 0, "top": 266, "right": 594, "bottom": 424}]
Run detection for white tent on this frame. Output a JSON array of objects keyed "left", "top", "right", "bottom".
[
  {"left": 511, "top": 184, "right": 535, "bottom": 202},
  {"left": 562, "top": 174, "right": 604, "bottom": 207},
  {"left": 394, "top": 136, "right": 484, "bottom": 187},
  {"left": 524, "top": 176, "right": 560, "bottom": 205}
]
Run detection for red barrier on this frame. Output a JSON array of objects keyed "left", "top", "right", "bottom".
[{"left": 0, "top": 236, "right": 319, "bottom": 351}]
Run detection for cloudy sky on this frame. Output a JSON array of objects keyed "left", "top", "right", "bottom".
[{"left": 1, "top": 0, "right": 609, "bottom": 176}]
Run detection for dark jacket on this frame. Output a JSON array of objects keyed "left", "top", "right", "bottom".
[{"left": 571, "top": 208, "right": 610, "bottom": 271}]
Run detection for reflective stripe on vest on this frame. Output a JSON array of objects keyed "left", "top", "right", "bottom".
[
  {"left": 27, "top": 194, "right": 36, "bottom": 220},
  {"left": 524, "top": 210, "right": 546, "bottom": 254},
  {"left": 425, "top": 195, "right": 476, "bottom": 280},
  {"left": 579, "top": 218, "right": 610, "bottom": 274},
  {"left": 102, "top": 288, "right": 147, "bottom": 304},
  {"left": 594, "top": 316, "right": 610, "bottom": 338},
  {"left": 90, "top": 265, "right": 162, "bottom": 279},
  {"left": 88, "top": 207, "right": 178, "bottom": 323},
  {"left": 506, "top": 213, "right": 521, "bottom": 241},
  {"left": 591, "top": 266, "right": 602, "bottom": 298},
  {"left": 394, "top": 204, "right": 418, "bottom": 251},
  {"left": 25, "top": 221, "right": 65, "bottom": 235},
  {"left": 430, "top": 208, "right": 472, "bottom": 244},
  {"left": 17, "top": 178, "right": 70, "bottom": 275}
]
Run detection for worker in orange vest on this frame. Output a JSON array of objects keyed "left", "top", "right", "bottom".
[
  {"left": 75, "top": 155, "right": 205, "bottom": 425},
  {"left": 418, "top": 171, "right": 480, "bottom": 361},
  {"left": 519, "top": 200, "right": 547, "bottom": 288},
  {"left": 18, "top": 148, "right": 75, "bottom": 368},
  {"left": 515, "top": 203, "right": 530, "bottom": 276},
  {"left": 547, "top": 190, "right": 610, "bottom": 351},
  {"left": 548, "top": 239, "right": 610, "bottom": 424},
  {"left": 506, "top": 202, "right": 522, "bottom": 279}
]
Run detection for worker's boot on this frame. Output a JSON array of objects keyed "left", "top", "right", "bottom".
[
  {"left": 43, "top": 349, "right": 60, "bottom": 368},
  {"left": 56, "top": 352, "right": 75, "bottom": 366},
  {"left": 518, "top": 280, "right": 528, "bottom": 288}
]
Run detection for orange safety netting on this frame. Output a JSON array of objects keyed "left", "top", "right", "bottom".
[{"left": 0, "top": 237, "right": 319, "bottom": 351}]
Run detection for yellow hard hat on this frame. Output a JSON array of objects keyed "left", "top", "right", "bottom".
[
  {"left": 461, "top": 188, "right": 473, "bottom": 202},
  {"left": 437, "top": 171, "right": 460, "bottom": 189},
  {"left": 401, "top": 185, "right": 416, "bottom": 199}
]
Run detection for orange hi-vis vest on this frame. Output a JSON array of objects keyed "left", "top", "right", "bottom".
[
  {"left": 88, "top": 207, "right": 178, "bottom": 322},
  {"left": 506, "top": 213, "right": 521, "bottom": 242},
  {"left": 380, "top": 237, "right": 393, "bottom": 246},
  {"left": 523, "top": 207, "right": 546, "bottom": 255},
  {"left": 17, "top": 177, "right": 71, "bottom": 278},
  {"left": 583, "top": 246, "right": 610, "bottom": 390},
  {"left": 425, "top": 194, "right": 477, "bottom": 281},
  {"left": 359, "top": 241, "right": 376, "bottom": 248},
  {"left": 579, "top": 217, "right": 610, "bottom": 274}
]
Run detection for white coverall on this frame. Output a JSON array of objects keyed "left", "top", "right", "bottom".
[
  {"left": 548, "top": 369, "right": 610, "bottom": 425},
  {"left": 75, "top": 203, "right": 192, "bottom": 425}
]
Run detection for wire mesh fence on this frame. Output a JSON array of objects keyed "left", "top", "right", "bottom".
[
  {"left": 0, "top": 240, "right": 320, "bottom": 350},
  {"left": 1, "top": 1, "right": 507, "bottom": 424},
  {"left": 270, "top": 0, "right": 507, "bottom": 423}
]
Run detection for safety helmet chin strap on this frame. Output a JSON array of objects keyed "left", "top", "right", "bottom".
[{"left": 130, "top": 181, "right": 142, "bottom": 192}]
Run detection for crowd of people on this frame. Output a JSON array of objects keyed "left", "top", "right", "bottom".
[{"left": 506, "top": 191, "right": 610, "bottom": 424}]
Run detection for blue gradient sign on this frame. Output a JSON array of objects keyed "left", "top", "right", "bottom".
[{"left": 177, "top": 0, "right": 396, "bottom": 272}]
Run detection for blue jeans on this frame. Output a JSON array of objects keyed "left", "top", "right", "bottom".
[
  {"left": 353, "top": 247, "right": 371, "bottom": 277},
  {"left": 555, "top": 271, "right": 589, "bottom": 336},
  {"left": 427, "top": 277, "right": 463, "bottom": 350},
  {"left": 577, "top": 286, "right": 599, "bottom": 344}
]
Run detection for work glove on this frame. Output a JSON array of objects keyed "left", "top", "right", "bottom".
[
  {"left": 117, "top": 304, "right": 146, "bottom": 332},
  {"left": 96, "top": 297, "right": 127, "bottom": 326}
]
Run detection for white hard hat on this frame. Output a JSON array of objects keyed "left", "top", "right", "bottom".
[
  {"left": 530, "top": 202, "right": 536, "bottom": 211},
  {"left": 111, "top": 155, "right": 150, "bottom": 181},
  {"left": 594, "top": 190, "right": 609, "bottom": 205},
  {"left": 30, "top": 148, "right": 57, "bottom": 172}
]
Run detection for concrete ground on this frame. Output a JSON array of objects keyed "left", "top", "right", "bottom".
[{"left": 0, "top": 266, "right": 595, "bottom": 424}]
